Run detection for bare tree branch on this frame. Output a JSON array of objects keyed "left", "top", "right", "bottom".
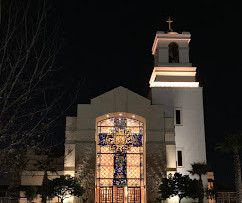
[{"left": 0, "top": 1, "right": 82, "bottom": 198}]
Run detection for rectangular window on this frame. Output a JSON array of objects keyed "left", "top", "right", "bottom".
[
  {"left": 177, "top": 151, "right": 183, "bottom": 166},
  {"left": 174, "top": 108, "right": 182, "bottom": 125},
  {"left": 175, "top": 110, "right": 181, "bottom": 124},
  {"left": 176, "top": 148, "right": 184, "bottom": 167}
]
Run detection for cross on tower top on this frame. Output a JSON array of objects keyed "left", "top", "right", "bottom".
[{"left": 166, "top": 17, "right": 173, "bottom": 32}]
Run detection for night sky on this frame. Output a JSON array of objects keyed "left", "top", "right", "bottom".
[{"left": 56, "top": 1, "right": 242, "bottom": 189}]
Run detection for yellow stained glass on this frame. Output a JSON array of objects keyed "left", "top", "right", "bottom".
[
  {"left": 127, "top": 154, "right": 140, "bottom": 166},
  {"left": 128, "top": 146, "right": 141, "bottom": 153},
  {"left": 100, "top": 127, "right": 113, "bottom": 133},
  {"left": 127, "top": 127, "right": 139, "bottom": 134},
  {"left": 101, "top": 146, "right": 114, "bottom": 153},
  {"left": 100, "top": 118, "right": 114, "bottom": 126},
  {"left": 116, "top": 135, "right": 125, "bottom": 145},
  {"left": 100, "top": 179, "right": 113, "bottom": 186},
  {"left": 127, "top": 179, "right": 140, "bottom": 187},
  {"left": 101, "top": 154, "right": 114, "bottom": 166},
  {"left": 127, "top": 166, "right": 140, "bottom": 178},
  {"left": 118, "top": 128, "right": 125, "bottom": 135},
  {"left": 100, "top": 166, "right": 114, "bottom": 179},
  {"left": 127, "top": 118, "right": 140, "bottom": 126}
]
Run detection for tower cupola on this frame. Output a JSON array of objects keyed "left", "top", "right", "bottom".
[
  {"left": 152, "top": 31, "right": 191, "bottom": 66},
  {"left": 150, "top": 20, "right": 198, "bottom": 88}
]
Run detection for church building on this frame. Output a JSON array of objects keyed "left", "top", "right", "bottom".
[
  {"left": 63, "top": 29, "right": 207, "bottom": 202},
  {"left": 21, "top": 24, "right": 208, "bottom": 203}
]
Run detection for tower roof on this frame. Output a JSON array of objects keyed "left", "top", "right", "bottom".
[{"left": 152, "top": 31, "right": 191, "bottom": 55}]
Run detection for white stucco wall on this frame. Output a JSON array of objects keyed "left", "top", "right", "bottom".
[{"left": 151, "top": 87, "right": 207, "bottom": 186}]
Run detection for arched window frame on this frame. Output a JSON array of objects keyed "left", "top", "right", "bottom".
[
  {"left": 168, "top": 42, "right": 179, "bottom": 63},
  {"left": 95, "top": 113, "right": 146, "bottom": 203}
]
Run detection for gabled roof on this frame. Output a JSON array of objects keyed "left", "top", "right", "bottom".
[{"left": 91, "top": 86, "right": 151, "bottom": 106}]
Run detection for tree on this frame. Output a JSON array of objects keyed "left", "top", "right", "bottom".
[
  {"left": 33, "top": 147, "right": 63, "bottom": 203},
  {"left": 188, "top": 162, "right": 210, "bottom": 203},
  {"left": 0, "top": 0, "right": 61, "bottom": 196},
  {"left": 159, "top": 173, "right": 199, "bottom": 203},
  {"left": 0, "top": 0, "right": 62, "bottom": 150},
  {"left": 0, "top": 148, "right": 28, "bottom": 199},
  {"left": 0, "top": 0, "right": 78, "bottom": 200},
  {"left": 75, "top": 143, "right": 96, "bottom": 202},
  {"left": 216, "top": 132, "right": 242, "bottom": 202},
  {"left": 24, "top": 186, "right": 38, "bottom": 203},
  {"left": 48, "top": 175, "right": 85, "bottom": 203}
]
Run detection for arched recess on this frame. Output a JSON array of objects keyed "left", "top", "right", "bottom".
[
  {"left": 95, "top": 112, "right": 146, "bottom": 203},
  {"left": 168, "top": 42, "right": 179, "bottom": 63}
]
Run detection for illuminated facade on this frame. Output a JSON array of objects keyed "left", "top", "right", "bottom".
[
  {"left": 64, "top": 95, "right": 168, "bottom": 203},
  {"left": 18, "top": 25, "right": 209, "bottom": 203},
  {"left": 62, "top": 30, "right": 208, "bottom": 203}
]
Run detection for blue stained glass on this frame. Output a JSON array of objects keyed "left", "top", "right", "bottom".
[
  {"left": 132, "top": 134, "right": 142, "bottom": 147},
  {"left": 99, "top": 133, "right": 107, "bottom": 146},
  {"left": 113, "top": 178, "right": 127, "bottom": 186},
  {"left": 113, "top": 153, "right": 127, "bottom": 186},
  {"left": 114, "top": 118, "right": 126, "bottom": 127}
]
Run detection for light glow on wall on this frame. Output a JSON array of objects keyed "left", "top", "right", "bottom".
[
  {"left": 155, "top": 71, "right": 196, "bottom": 76},
  {"left": 150, "top": 81, "right": 199, "bottom": 87},
  {"left": 167, "top": 195, "right": 179, "bottom": 203},
  {"left": 63, "top": 196, "right": 74, "bottom": 203},
  {"left": 149, "top": 67, "right": 199, "bottom": 88}
]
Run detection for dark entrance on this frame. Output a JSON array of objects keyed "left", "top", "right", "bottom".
[
  {"left": 128, "top": 188, "right": 141, "bottom": 203},
  {"left": 99, "top": 187, "right": 141, "bottom": 203},
  {"left": 99, "top": 187, "right": 113, "bottom": 203}
]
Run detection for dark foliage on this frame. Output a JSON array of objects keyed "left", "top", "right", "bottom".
[
  {"left": 159, "top": 173, "right": 199, "bottom": 203},
  {"left": 48, "top": 175, "right": 85, "bottom": 203}
]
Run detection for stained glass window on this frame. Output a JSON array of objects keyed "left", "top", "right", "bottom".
[{"left": 96, "top": 117, "right": 144, "bottom": 190}]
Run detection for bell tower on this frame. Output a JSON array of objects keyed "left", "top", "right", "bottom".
[
  {"left": 150, "top": 30, "right": 198, "bottom": 88},
  {"left": 150, "top": 19, "right": 207, "bottom": 185}
]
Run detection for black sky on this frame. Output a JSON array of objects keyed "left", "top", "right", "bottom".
[{"left": 58, "top": 0, "right": 242, "bottom": 189}]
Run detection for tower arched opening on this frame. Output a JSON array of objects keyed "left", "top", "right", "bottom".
[{"left": 168, "top": 42, "right": 179, "bottom": 63}]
